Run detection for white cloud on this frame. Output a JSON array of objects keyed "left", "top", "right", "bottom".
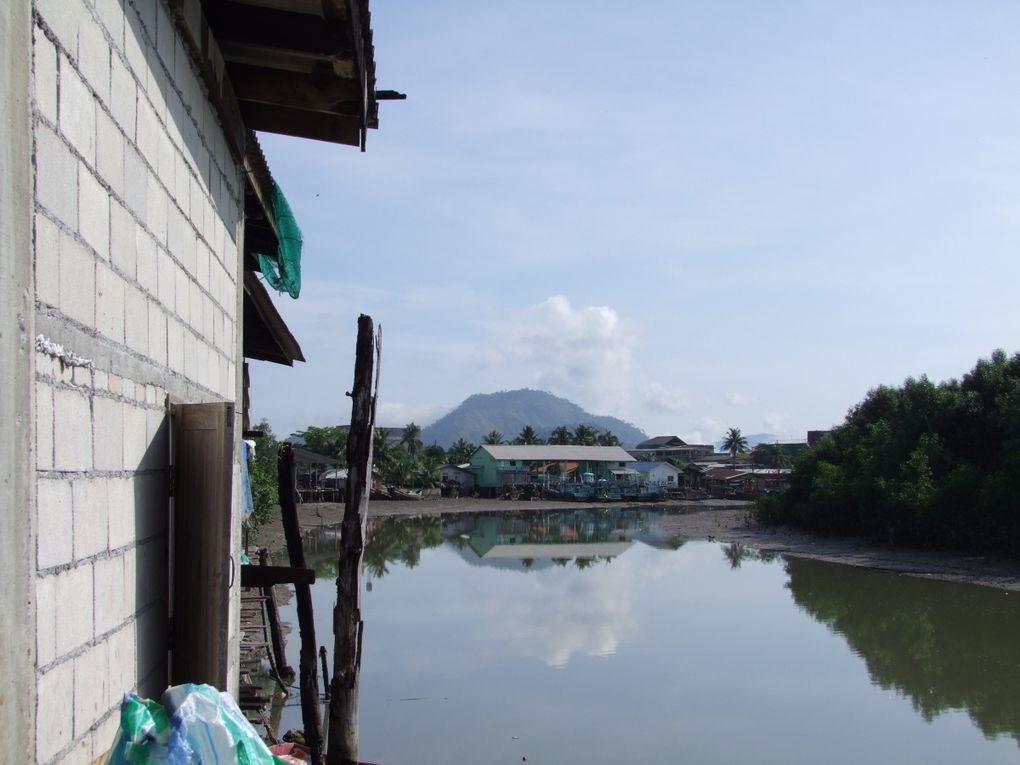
[
  {"left": 376, "top": 401, "right": 453, "bottom": 430},
  {"left": 680, "top": 415, "right": 726, "bottom": 446},
  {"left": 642, "top": 380, "right": 692, "bottom": 413},
  {"left": 726, "top": 391, "right": 752, "bottom": 406},
  {"left": 474, "top": 545, "right": 690, "bottom": 667},
  {"left": 481, "top": 295, "right": 690, "bottom": 419},
  {"left": 763, "top": 411, "right": 786, "bottom": 435}
]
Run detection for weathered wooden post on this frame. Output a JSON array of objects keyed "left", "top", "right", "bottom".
[
  {"left": 327, "top": 315, "right": 379, "bottom": 765},
  {"left": 259, "top": 548, "right": 294, "bottom": 682},
  {"left": 279, "top": 443, "right": 323, "bottom": 764}
]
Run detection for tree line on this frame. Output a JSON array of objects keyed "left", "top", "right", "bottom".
[
  {"left": 757, "top": 350, "right": 1020, "bottom": 557},
  {"left": 244, "top": 420, "right": 626, "bottom": 528}
]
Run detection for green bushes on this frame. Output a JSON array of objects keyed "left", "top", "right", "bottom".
[
  {"left": 757, "top": 351, "right": 1020, "bottom": 557},
  {"left": 245, "top": 420, "right": 280, "bottom": 532}
]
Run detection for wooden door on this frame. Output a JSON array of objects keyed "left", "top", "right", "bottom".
[{"left": 170, "top": 401, "right": 235, "bottom": 687}]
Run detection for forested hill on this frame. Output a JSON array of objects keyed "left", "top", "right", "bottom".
[
  {"left": 757, "top": 350, "right": 1020, "bottom": 558},
  {"left": 421, "top": 389, "right": 647, "bottom": 448}
]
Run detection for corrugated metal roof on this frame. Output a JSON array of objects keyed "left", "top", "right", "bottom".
[
  {"left": 635, "top": 436, "right": 687, "bottom": 449},
  {"left": 478, "top": 445, "right": 635, "bottom": 462},
  {"left": 482, "top": 542, "right": 633, "bottom": 560},
  {"left": 630, "top": 461, "right": 681, "bottom": 473}
]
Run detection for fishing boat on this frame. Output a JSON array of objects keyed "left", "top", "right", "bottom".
[{"left": 388, "top": 487, "right": 424, "bottom": 501}]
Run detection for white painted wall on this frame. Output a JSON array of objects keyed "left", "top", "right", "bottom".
[{"left": 640, "top": 462, "right": 682, "bottom": 485}]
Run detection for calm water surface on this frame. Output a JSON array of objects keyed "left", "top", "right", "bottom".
[{"left": 277, "top": 509, "right": 1020, "bottom": 764}]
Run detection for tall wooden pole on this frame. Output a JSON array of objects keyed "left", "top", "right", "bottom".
[
  {"left": 327, "top": 315, "right": 378, "bottom": 765},
  {"left": 279, "top": 444, "right": 323, "bottom": 764}
]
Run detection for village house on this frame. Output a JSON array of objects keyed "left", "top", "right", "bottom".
[
  {"left": 628, "top": 435, "right": 715, "bottom": 463},
  {"left": 439, "top": 463, "right": 476, "bottom": 494},
  {"left": 1, "top": 1, "right": 396, "bottom": 762},
  {"left": 629, "top": 460, "right": 683, "bottom": 488},
  {"left": 469, "top": 444, "right": 636, "bottom": 497}
]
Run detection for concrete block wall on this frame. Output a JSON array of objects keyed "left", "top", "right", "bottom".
[{"left": 31, "top": 0, "right": 244, "bottom": 762}]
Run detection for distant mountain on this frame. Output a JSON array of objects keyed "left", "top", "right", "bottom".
[
  {"left": 421, "top": 389, "right": 647, "bottom": 449},
  {"left": 714, "top": 432, "right": 778, "bottom": 452}
]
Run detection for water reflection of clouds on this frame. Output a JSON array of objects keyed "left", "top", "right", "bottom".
[{"left": 474, "top": 544, "right": 690, "bottom": 667}]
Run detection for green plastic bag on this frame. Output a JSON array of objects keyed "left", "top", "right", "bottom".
[
  {"left": 107, "top": 684, "right": 285, "bottom": 764},
  {"left": 109, "top": 694, "right": 170, "bottom": 764}
]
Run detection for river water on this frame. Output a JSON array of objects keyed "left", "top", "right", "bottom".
[{"left": 275, "top": 509, "right": 1020, "bottom": 764}]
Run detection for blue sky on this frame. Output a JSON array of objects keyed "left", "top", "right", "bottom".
[{"left": 249, "top": 0, "right": 1020, "bottom": 444}]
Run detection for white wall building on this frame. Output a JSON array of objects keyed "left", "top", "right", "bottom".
[{"left": 1, "top": 2, "right": 392, "bottom": 761}]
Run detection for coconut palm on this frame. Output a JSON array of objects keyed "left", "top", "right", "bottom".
[
  {"left": 597, "top": 430, "right": 621, "bottom": 447},
  {"left": 401, "top": 422, "right": 423, "bottom": 458},
  {"left": 422, "top": 443, "right": 447, "bottom": 462},
  {"left": 514, "top": 425, "right": 543, "bottom": 445},
  {"left": 721, "top": 427, "right": 749, "bottom": 465},
  {"left": 573, "top": 424, "right": 598, "bottom": 446},
  {"left": 548, "top": 426, "right": 574, "bottom": 445},
  {"left": 416, "top": 454, "right": 442, "bottom": 488},
  {"left": 372, "top": 427, "right": 396, "bottom": 474},
  {"left": 483, "top": 430, "right": 504, "bottom": 445},
  {"left": 447, "top": 438, "right": 476, "bottom": 464},
  {"left": 385, "top": 451, "right": 416, "bottom": 487}
]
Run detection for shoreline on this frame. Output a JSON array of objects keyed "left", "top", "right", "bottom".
[{"left": 249, "top": 498, "right": 1020, "bottom": 592}]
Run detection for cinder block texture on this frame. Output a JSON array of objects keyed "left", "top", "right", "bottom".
[{"left": 32, "top": 0, "right": 247, "bottom": 758}]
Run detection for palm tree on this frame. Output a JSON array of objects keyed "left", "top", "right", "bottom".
[
  {"left": 549, "top": 426, "right": 574, "bottom": 445},
  {"left": 372, "top": 427, "right": 395, "bottom": 474},
  {"left": 721, "top": 427, "right": 749, "bottom": 465},
  {"left": 597, "top": 430, "right": 621, "bottom": 447},
  {"left": 573, "top": 424, "right": 598, "bottom": 446},
  {"left": 513, "top": 425, "right": 543, "bottom": 445},
  {"left": 385, "top": 451, "right": 416, "bottom": 487},
  {"left": 483, "top": 430, "right": 504, "bottom": 445},
  {"left": 416, "top": 454, "right": 442, "bottom": 488},
  {"left": 447, "top": 438, "right": 476, "bottom": 464},
  {"left": 401, "top": 422, "right": 423, "bottom": 458},
  {"left": 422, "top": 443, "right": 447, "bottom": 462}
]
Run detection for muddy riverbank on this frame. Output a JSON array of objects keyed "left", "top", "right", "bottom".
[{"left": 248, "top": 497, "right": 1020, "bottom": 592}]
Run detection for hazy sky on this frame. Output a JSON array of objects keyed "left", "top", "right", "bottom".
[{"left": 248, "top": 0, "right": 1020, "bottom": 444}]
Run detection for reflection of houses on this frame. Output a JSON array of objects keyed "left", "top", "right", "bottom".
[
  {"left": 469, "top": 445, "right": 635, "bottom": 497},
  {"left": 3, "top": 0, "right": 395, "bottom": 758},
  {"left": 480, "top": 542, "right": 633, "bottom": 560},
  {"left": 628, "top": 436, "right": 715, "bottom": 463},
  {"left": 463, "top": 510, "right": 662, "bottom": 562}
]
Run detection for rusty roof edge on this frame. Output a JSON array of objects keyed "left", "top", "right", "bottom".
[
  {"left": 243, "top": 271, "right": 305, "bottom": 365},
  {"left": 242, "top": 131, "right": 279, "bottom": 243}
]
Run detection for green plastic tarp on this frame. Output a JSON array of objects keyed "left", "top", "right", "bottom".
[{"left": 257, "top": 182, "right": 303, "bottom": 299}]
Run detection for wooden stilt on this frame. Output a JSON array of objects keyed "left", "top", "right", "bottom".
[
  {"left": 279, "top": 444, "right": 323, "bottom": 765},
  {"left": 259, "top": 548, "right": 294, "bottom": 680},
  {"left": 327, "top": 315, "right": 379, "bottom": 765},
  {"left": 320, "top": 646, "right": 331, "bottom": 700}
]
